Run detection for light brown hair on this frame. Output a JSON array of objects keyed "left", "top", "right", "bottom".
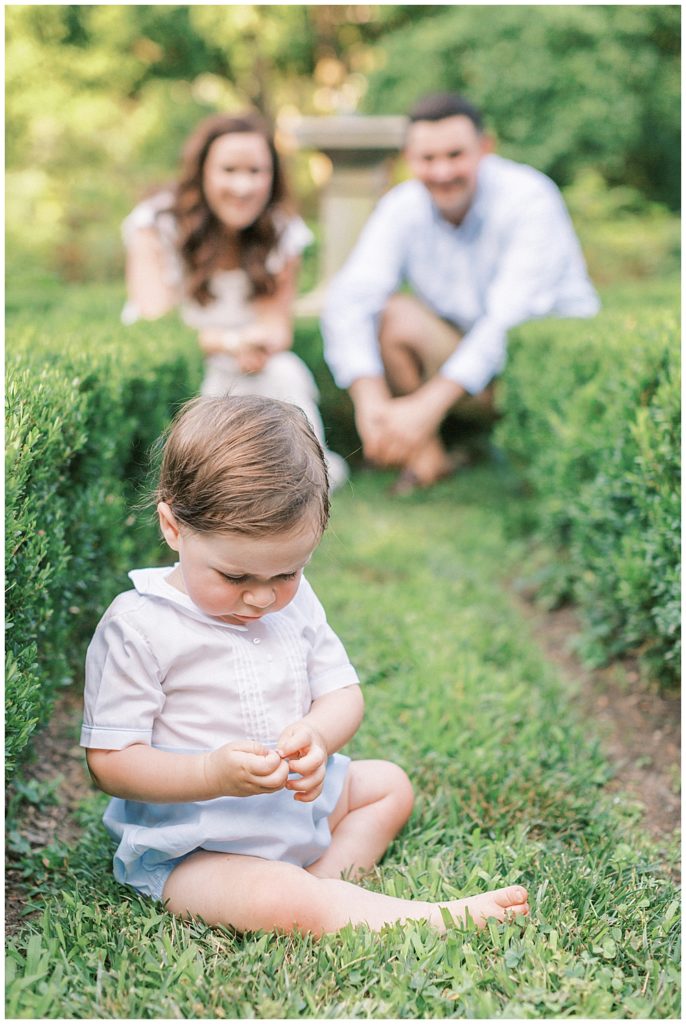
[
  {"left": 165, "top": 111, "right": 290, "bottom": 306},
  {"left": 155, "top": 395, "right": 329, "bottom": 537}
]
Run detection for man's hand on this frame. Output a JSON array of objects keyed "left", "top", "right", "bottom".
[
  {"left": 276, "top": 722, "right": 329, "bottom": 803},
  {"left": 352, "top": 376, "right": 466, "bottom": 467},
  {"left": 204, "top": 741, "right": 290, "bottom": 797},
  {"left": 375, "top": 393, "right": 441, "bottom": 465},
  {"left": 354, "top": 397, "right": 394, "bottom": 464},
  {"left": 357, "top": 391, "right": 445, "bottom": 466},
  {"left": 349, "top": 377, "right": 395, "bottom": 463}
]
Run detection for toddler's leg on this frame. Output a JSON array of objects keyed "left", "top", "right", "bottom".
[
  {"left": 307, "top": 759, "right": 414, "bottom": 880},
  {"left": 163, "top": 850, "right": 529, "bottom": 936}
]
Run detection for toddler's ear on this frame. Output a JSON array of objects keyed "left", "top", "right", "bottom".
[{"left": 157, "top": 501, "right": 182, "bottom": 551}]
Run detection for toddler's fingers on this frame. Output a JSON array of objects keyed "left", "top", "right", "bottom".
[
  {"left": 287, "top": 747, "right": 325, "bottom": 775},
  {"left": 276, "top": 725, "right": 310, "bottom": 760},
  {"left": 293, "top": 783, "right": 324, "bottom": 803},
  {"left": 233, "top": 740, "right": 275, "bottom": 758},
  {"left": 243, "top": 749, "right": 283, "bottom": 776},
  {"left": 286, "top": 763, "right": 326, "bottom": 793}
]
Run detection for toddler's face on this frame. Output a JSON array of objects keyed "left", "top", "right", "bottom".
[{"left": 158, "top": 504, "right": 320, "bottom": 626}]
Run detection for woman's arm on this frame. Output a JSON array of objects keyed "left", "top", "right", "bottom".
[
  {"left": 125, "top": 226, "right": 179, "bottom": 320},
  {"left": 86, "top": 740, "right": 290, "bottom": 803}
]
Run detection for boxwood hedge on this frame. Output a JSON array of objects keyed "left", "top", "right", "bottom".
[
  {"left": 496, "top": 290, "right": 680, "bottom": 686},
  {"left": 6, "top": 298, "right": 203, "bottom": 778}
]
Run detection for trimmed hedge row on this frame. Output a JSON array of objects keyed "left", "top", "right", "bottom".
[
  {"left": 496, "top": 289, "right": 680, "bottom": 686},
  {"left": 6, "top": 299, "right": 203, "bottom": 778}
]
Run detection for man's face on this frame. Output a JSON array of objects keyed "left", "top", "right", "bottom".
[{"left": 404, "top": 115, "right": 490, "bottom": 225}]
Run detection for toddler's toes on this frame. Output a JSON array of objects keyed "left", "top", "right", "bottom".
[
  {"left": 506, "top": 901, "right": 529, "bottom": 920},
  {"left": 496, "top": 885, "right": 529, "bottom": 916}
]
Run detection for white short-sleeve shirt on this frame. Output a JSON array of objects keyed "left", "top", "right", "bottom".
[
  {"left": 81, "top": 569, "right": 358, "bottom": 894},
  {"left": 82, "top": 567, "right": 358, "bottom": 752}
]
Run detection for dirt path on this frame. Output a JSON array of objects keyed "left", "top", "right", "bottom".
[{"left": 518, "top": 599, "right": 680, "bottom": 851}]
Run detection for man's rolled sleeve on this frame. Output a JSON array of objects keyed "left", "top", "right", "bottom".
[
  {"left": 440, "top": 317, "right": 508, "bottom": 394},
  {"left": 441, "top": 187, "right": 585, "bottom": 393}
]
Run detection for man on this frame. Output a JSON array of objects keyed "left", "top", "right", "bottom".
[{"left": 321, "top": 93, "right": 600, "bottom": 492}]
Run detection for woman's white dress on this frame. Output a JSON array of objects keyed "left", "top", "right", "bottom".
[{"left": 122, "top": 193, "right": 348, "bottom": 488}]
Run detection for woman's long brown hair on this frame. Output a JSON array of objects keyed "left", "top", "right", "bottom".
[{"left": 166, "top": 112, "right": 290, "bottom": 305}]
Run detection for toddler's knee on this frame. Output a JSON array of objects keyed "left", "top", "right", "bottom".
[
  {"left": 381, "top": 760, "right": 415, "bottom": 823},
  {"left": 249, "top": 862, "right": 323, "bottom": 934}
]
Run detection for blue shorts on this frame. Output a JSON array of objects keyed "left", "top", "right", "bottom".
[{"left": 105, "top": 753, "right": 350, "bottom": 902}]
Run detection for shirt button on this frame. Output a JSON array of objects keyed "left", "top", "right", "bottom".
[{"left": 252, "top": 637, "right": 261, "bottom": 645}]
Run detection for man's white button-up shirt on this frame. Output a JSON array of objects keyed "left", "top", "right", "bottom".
[{"left": 322, "top": 154, "right": 600, "bottom": 395}]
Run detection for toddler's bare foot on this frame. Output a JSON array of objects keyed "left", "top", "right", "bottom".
[{"left": 434, "top": 885, "right": 529, "bottom": 930}]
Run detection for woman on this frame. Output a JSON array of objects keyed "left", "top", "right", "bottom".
[{"left": 122, "top": 110, "right": 348, "bottom": 488}]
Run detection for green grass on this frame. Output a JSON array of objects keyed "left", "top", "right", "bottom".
[{"left": 5, "top": 469, "right": 680, "bottom": 1019}]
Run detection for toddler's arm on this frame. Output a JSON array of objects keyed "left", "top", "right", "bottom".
[
  {"left": 277, "top": 684, "right": 364, "bottom": 803},
  {"left": 87, "top": 740, "right": 290, "bottom": 803}
]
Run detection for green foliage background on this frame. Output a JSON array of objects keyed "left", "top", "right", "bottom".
[
  {"left": 5, "top": 294, "right": 202, "bottom": 778},
  {"left": 5, "top": 4, "right": 681, "bottom": 283},
  {"left": 363, "top": 5, "right": 680, "bottom": 208}
]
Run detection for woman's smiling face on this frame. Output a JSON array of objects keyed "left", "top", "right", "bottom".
[{"left": 202, "top": 132, "right": 274, "bottom": 233}]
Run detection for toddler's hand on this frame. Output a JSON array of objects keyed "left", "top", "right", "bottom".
[
  {"left": 276, "top": 723, "right": 328, "bottom": 803},
  {"left": 205, "top": 741, "right": 289, "bottom": 798}
]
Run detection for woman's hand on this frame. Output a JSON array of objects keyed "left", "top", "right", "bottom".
[
  {"left": 197, "top": 325, "right": 285, "bottom": 374},
  {"left": 276, "top": 723, "right": 329, "bottom": 803},
  {"left": 235, "top": 323, "right": 290, "bottom": 374},
  {"left": 204, "top": 740, "right": 290, "bottom": 797}
]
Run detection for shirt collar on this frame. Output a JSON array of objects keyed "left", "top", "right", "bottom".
[{"left": 128, "top": 566, "right": 249, "bottom": 631}]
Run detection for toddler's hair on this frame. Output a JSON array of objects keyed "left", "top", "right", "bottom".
[{"left": 155, "top": 395, "right": 330, "bottom": 536}]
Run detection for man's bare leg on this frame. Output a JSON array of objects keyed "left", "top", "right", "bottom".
[
  {"left": 163, "top": 850, "right": 529, "bottom": 936},
  {"left": 379, "top": 294, "right": 464, "bottom": 486},
  {"left": 379, "top": 294, "right": 500, "bottom": 489}
]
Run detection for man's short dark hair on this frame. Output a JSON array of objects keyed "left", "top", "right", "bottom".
[{"left": 407, "top": 93, "right": 484, "bottom": 132}]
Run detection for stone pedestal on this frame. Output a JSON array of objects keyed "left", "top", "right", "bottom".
[{"left": 291, "top": 115, "right": 406, "bottom": 315}]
